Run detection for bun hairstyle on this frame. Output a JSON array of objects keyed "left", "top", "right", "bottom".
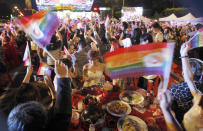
[{"left": 87, "top": 49, "right": 99, "bottom": 60}]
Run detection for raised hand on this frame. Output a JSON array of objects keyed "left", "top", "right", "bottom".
[
  {"left": 158, "top": 91, "right": 173, "bottom": 111},
  {"left": 180, "top": 42, "right": 190, "bottom": 57},
  {"left": 26, "top": 65, "right": 33, "bottom": 75},
  {"left": 55, "top": 60, "right": 69, "bottom": 78},
  {"left": 23, "top": 65, "right": 33, "bottom": 83}
]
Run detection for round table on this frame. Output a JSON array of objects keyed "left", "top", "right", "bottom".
[{"left": 69, "top": 88, "right": 167, "bottom": 131}]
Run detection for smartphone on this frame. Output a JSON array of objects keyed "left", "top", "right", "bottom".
[{"left": 34, "top": 75, "right": 44, "bottom": 82}]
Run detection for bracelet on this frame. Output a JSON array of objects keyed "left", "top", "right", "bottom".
[{"left": 179, "top": 56, "right": 189, "bottom": 58}]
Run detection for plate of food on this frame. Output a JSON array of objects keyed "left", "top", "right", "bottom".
[
  {"left": 81, "top": 105, "right": 105, "bottom": 126},
  {"left": 106, "top": 100, "right": 131, "bottom": 117},
  {"left": 119, "top": 91, "right": 144, "bottom": 105},
  {"left": 83, "top": 94, "right": 100, "bottom": 106},
  {"left": 117, "top": 115, "right": 148, "bottom": 131}
]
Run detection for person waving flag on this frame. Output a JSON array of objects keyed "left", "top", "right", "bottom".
[{"left": 16, "top": 10, "right": 60, "bottom": 49}]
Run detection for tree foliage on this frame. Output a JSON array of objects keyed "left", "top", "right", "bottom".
[
  {"left": 151, "top": 0, "right": 171, "bottom": 13},
  {"left": 161, "top": 8, "right": 190, "bottom": 17}
]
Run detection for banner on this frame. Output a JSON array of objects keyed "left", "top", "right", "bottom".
[
  {"left": 37, "top": 0, "right": 94, "bottom": 11},
  {"left": 121, "top": 7, "right": 143, "bottom": 21}
]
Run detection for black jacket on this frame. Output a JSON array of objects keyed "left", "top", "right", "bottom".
[{"left": 47, "top": 78, "right": 72, "bottom": 131}]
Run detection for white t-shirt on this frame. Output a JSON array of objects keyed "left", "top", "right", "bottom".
[{"left": 122, "top": 38, "right": 132, "bottom": 48}]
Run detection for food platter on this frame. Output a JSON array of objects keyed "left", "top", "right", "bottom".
[
  {"left": 119, "top": 91, "right": 144, "bottom": 105},
  {"left": 83, "top": 94, "right": 100, "bottom": 106},
  {"left": 117, "top": 115, "right": 148, "bottom": 131},
  {"left": 106, "top": 100, "right": 131, "bottom": 117},
  {"left": 81, "top": 105, "right": 105, "bottom": 125}
]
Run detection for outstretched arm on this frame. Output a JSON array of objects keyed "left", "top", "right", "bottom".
[
  {"left": 158, "top": 81, "right": 183, "bottom": 131},
  {"left": 159, "top": 91, "right": 183, "bottom": 131},
  {"left": 52, "top": 60, "right": 72, "bottom": 131},
  {"left": 180, "top": 42, "right": 199, "bottom": 95},
  {"left": 22, "top": 65, "right": 33, "bottom": 83}
]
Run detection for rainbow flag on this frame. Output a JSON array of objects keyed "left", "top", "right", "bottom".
[
  {"left": 104, "top": 42, "right": 175, "bottom": 80},
  {"left": 16, "top": 10, "right": 60, "bottom": 48},
  {"left": 105, "top": 15, "right": 110, "bottom": 28},
  {"left": 189, "top": 28, "right": 203, "bottom": 49},
  {"left": 64, "top": 46, "right": 72, "bottom": 60},
  {"left": 23, "top": 43, "right": 31, "bottom": 66},
  {"left": 37, "top": 63, "right": 52, "bottom": 76}
]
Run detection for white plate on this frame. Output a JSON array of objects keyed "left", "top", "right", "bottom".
[
  {"left": 119, "top": 91, "right": 144, "bottom": 105},
  {"left": 106, "top": 100, "right": 131, "bottom": 117},
  {"left": 117, "top": 115, "right": 148, "bottom": 131}
]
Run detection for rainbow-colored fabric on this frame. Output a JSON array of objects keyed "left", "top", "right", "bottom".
[
  {"left": 104, "top": 42, "right": 175, "bottom": 79},
  {"left": 37, "top": 62, "right": 52, "bottom": 76},
  {"left": 23, "top": 43, "right": 31, "bottom": 66},
  {"left": 16, "top": 10, "right": 60, "bottom": 48},
  {"left": 190, "top": 28, "right": 203, "bottom": 49},
  {"left": 105, "top": 15, "right": 110, "bottom": 27}
]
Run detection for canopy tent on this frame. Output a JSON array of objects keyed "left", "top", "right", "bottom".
[
  {"left": 141, "top": 16, "right": 151, "bottom": 22},
  {"left": 189, "top": 17, "right": 203, "bottom": 25},
  {"left": 159, "top": 13, "right": 177, "bottom": 21},
  {"left": 175, "top": 13, "right": 196, "bottom": 21}
]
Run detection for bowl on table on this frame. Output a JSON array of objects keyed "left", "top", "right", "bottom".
[
  {"left": 102, "top": 81, "right": 113, "bottom": 91},
  {"left": 119, "top": 90, "right": 144, "bottom": 105},
  {"left": 81, "top": 85, "right": 103, "bottom": 95},
  {"left": 81, "top": 105, "right": 106, "bottom": 127},
  {"left": 82, "top": 94, "right": 100, "bottom": 106}
]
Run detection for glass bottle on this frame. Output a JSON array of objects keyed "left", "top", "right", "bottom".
[{"left": 89, "top": 124, "right": 95, "bottom": 131}]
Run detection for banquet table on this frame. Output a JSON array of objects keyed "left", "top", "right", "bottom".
[{"left": 69, "top": 87, "right": 167, "bottom": 131}]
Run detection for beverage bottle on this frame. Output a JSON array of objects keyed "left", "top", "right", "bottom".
[{"left": 89, "top": 124, "right": 95, "bottom": 131}]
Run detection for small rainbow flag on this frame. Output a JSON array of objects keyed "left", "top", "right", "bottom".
[
  {"left": 16, "top": 10, "right": 60, "bottom": 48},
  {"left": 23, "top": 43, "right": 31, "bottom": 66},
  {"left": 104, "top": 42, "right": 175, "bottom": 80},
  {"left": 105, "top": 15, "right": 110, "bottom": 28},
  {"left": 189, "top": 28, "right": 203, "bottom": 49},
  {"left": 37, "top": 63, "right": 52, "bottom": 76}
]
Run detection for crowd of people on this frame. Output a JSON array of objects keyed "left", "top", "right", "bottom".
[{"left": 0, "top": 15, "right": 203, "bottom": 131}]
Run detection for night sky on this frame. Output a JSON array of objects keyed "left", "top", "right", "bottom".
[
  {"left": 0, "top": 0, "right": 203, "bottom": 17},
  {"left": 175, "top": 0, "right": 203, "bottom": 16}
]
